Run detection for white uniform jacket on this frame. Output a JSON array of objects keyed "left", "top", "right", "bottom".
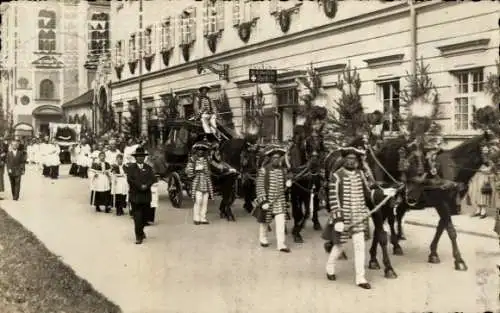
[
  {"left": 111, "top": 164, "right": 129, "bottom": 195},
  {"left": 39, "top": 143, "right": 49, "bottom": 166},
  {"left": 46, "top": 144, "right": 61, "bottom": 166},
  {"left": 70, "top": 145, "right": 80, "bottom": 164},
  {"left": 89, "top": 161, "right": 111, "bottom": 192},
  {"left": 123, "top": 144, "right": 139, "bottom": 165},
  {"left": 105, "top": 149, "right": 120, "bottom": 166},
  {"left": 77, "top": 144, "right": 92, "bottom": 167}
]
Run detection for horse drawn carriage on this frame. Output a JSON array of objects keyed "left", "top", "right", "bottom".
[{"left": 150, "top": 118, "right": 239, "bottom": 210}]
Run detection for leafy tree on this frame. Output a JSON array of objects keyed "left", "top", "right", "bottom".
[
  {"left": 324, "top": 64, "right": 370, "bottom": 147},
  {"left": 0, "top": 94, "right": 6, "bottom": 137},
  {"left": 473, "top": 60, "right": 500, "bottom": 135},
  {"left": 400, "top": 57, "right": 442, "bottom": 142},
  {"left": 122, "top": 103, "right": 140, "bottom": 139},
  {"left": 217, "top": 90, "right": 235, "bottom": 130},
  {"left": 484, "top": 59, "right": 500, "bottom": 105}
]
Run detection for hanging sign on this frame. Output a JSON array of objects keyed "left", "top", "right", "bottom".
[{"left": 249, "top": 69, "right": 277, "bottom": 84}]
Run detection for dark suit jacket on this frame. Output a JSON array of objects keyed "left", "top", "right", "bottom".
[
  {"left": 6, "top": 149, "right": 25, "bottom": 176},
  {"left": 126, "top": 163, "right": 156, "bottom": 204},
  {"left": 0, "top": 143, "right": 8, "bottom": 167}
]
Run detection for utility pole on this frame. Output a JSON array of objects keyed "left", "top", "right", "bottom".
[
  {"left": 138, "top": 0, "right": 144, "bottom": 138},
  {"left": 409, "top": 0, "right": 416, "bottom": 79}
]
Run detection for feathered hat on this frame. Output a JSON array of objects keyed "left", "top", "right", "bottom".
[
  {"left": 192, "top": 140, "right": 211, "bottom": 151},
  {"left": 264, "top": 144, "right": 287, "bottom": 157},
  {"left": 199, "top": 85, "right": 211, "bottom": 93},
  {"left": 339, "top": 136, "right": 366, "bottom": 157}
]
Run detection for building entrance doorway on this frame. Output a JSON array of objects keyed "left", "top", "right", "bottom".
[{"left": 39, "top": 124, "right": 49, "bottom": 137}]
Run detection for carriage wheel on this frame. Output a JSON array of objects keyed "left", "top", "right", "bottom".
[{"left": 168, "top": 172, "right": 183, "bottom": 208}]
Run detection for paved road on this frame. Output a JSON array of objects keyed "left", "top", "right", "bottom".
[{"left": 1, "top": 165, "right": 499, "bottom": 313}]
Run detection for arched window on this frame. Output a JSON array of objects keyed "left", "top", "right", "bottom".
[
  {"left": 89, "top": 13, "right": 109, "bottom": 55},
  {"left": 38, "top": 10, "right": 56, "bottom": 52},
  {"left": 39, "top": 79, "right": 54, "bottom": 99}
]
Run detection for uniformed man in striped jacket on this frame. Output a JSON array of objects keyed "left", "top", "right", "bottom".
[
  {"left": 252, "top": 145, "right": 292, "bottom": 253},
  {"left": 324, "top": 145, "right": 373, "bottom": 289}
]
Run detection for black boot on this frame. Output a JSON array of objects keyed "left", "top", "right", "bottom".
[{"left": 292, "top": 230, "right": 304, "bottom": 243}]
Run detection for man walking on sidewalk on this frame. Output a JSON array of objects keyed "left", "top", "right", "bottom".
[
  {"left": 0, "top": 136, "right": 9, "bottom": 200},
  {"left": 6, "top": 140, "right": 25, "bottom": 201},
  {"left": 126, "top": 147, "right": 156, "bottom": 244}
]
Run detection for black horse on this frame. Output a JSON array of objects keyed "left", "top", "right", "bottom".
[
  {"left": 287, "top": 128, "right": 325, "bottom": 243},
  {"left": 366, "top": 133, "right": 495, "bottom": 273},
  {"left": 217, "top": 136, "right": 260, "bottom": 221},
  {"left": 390, "top": 133, "right": 493, "bottom": 262}
]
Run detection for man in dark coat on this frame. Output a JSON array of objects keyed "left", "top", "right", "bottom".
[
  {"left": 126, "top": 147, "right": 156, "bottom": 244},
  {"left": 0, "top": 136, "right": 9, "bottom": 199},
  {"left": 6, "top": 139, "right": 26, "bottom": 201}
]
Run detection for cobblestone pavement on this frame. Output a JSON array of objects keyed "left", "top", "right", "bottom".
[{"left": 1, "top": 165, "right": 499, "bottom": 313}]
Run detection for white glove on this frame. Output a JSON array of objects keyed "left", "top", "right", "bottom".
[
  {"left": 285, "top": 179, "right": 292, "bottom": 188},
  {"left": 334, "top": 222, "right": 345, "bottom": 232},
  {"left": 229, "top": 168, "right": 237, "bottom": 173},
  {"left": 262, "top": 203, "right": 270, "bottom": 210},
  {"left": 383, "top": 187, "right": 397, "bottom": 197}
]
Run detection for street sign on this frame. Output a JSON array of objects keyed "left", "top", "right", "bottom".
[{"left": 249, "top": 69, "right": 277, "bottom": 84}]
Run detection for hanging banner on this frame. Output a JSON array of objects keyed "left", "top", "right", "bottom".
[{"left": 49, "top": 123, "right": 81, "bottom": 146}]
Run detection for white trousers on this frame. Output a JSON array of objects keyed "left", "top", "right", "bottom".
[
  {"left": 325, "top": 231, "right": 367, "bottom": 285},
  {"left": 193, "top": 191, "right": 209, "bottom": 222},
  {"left": 259, "top": 213, "right": 287, "bottom": 250},
  {"left": 201, "top": 113, "right": 217, "bottom": 134}
]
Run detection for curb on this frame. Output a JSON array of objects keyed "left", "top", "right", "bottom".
[{"left": 405, "top": 220, "right": 498, "bottom": 240}]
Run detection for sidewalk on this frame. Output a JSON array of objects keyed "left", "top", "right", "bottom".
[{"left": 404, "top": 204, "right": 498, "bottom": 239}]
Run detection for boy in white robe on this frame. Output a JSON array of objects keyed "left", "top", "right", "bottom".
[
  {"left": 89, "top": 151, "right": 112, "bottom": 213},
  {"left": 111, "top": 154, "right": 128, "bottom": 216},
  {"left": 77, "top": 139, "right": 91, "bottom": 178},
  {"left": 47, "top": 140, "right": 61, "bottom": 179}
]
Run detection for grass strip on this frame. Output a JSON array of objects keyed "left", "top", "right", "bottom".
[{"left": 0, "top": 208, "right": 122, "bottom": 313}]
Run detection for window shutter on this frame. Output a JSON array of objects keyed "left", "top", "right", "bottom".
[
  {"left": 216, "top": 1, "right": 225, "bottom": 31},
  {"left": 202, "top": 2, "right": 209, "bottom": 36},
  {"left": 179, "top": 15, "right": 185, "bottom": 44},
  {"left": 209, "top": 5, "right": 216, "bottom": 33},
  {"left": 190, "top": 8, "right": 197, "bottom": 41},
  {"left": 150, "top": 26, "right": 156, "bottom": 54},
  {"left": 157, "top": 23, "right": 163, "bottom": 51},
  {"left": 232, "top": 1, "right": 240, "bottom": 26},
  {"left": 375, "top": 82, "right": 382, "bottom": 104},
  {"left": 170, "top": 17, "right": 175, "bottom": 48},
  {"left": 250, "top": 1, "right": 259, "bottom": 20},
  {"left": 269, "top": 0, "right": 278, "bottom": 14},
  {"left": 142, "top": 29, "right": 148, "bottom": 54}
]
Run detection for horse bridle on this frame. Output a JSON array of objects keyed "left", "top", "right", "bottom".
[{"left": 366, "top": 145, "right": 418, "bottom": 207}]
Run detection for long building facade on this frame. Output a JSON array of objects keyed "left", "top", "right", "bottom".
[
  {"left": 109, "top": 0, "right": 499, "bottom": 147},
  {"left": 0, "top": 0, "right": 110, "bottom": 138}
]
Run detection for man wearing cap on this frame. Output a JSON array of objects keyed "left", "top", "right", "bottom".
[
  {"left": 324, "top": 145, "right": 374, "bottom": 289},
  {"left": 197, "top": 85, "right": 219, "bottom": 140},
  {"left": 126, "top": 146, "right": 156, "bottom": 244},
  {"left": 252, "top": 145, "right": 292, "bottom": 253}
]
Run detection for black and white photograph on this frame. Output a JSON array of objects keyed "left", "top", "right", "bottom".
[{"left": 0, "top": 0, "right": 499, "bottom": 312}]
